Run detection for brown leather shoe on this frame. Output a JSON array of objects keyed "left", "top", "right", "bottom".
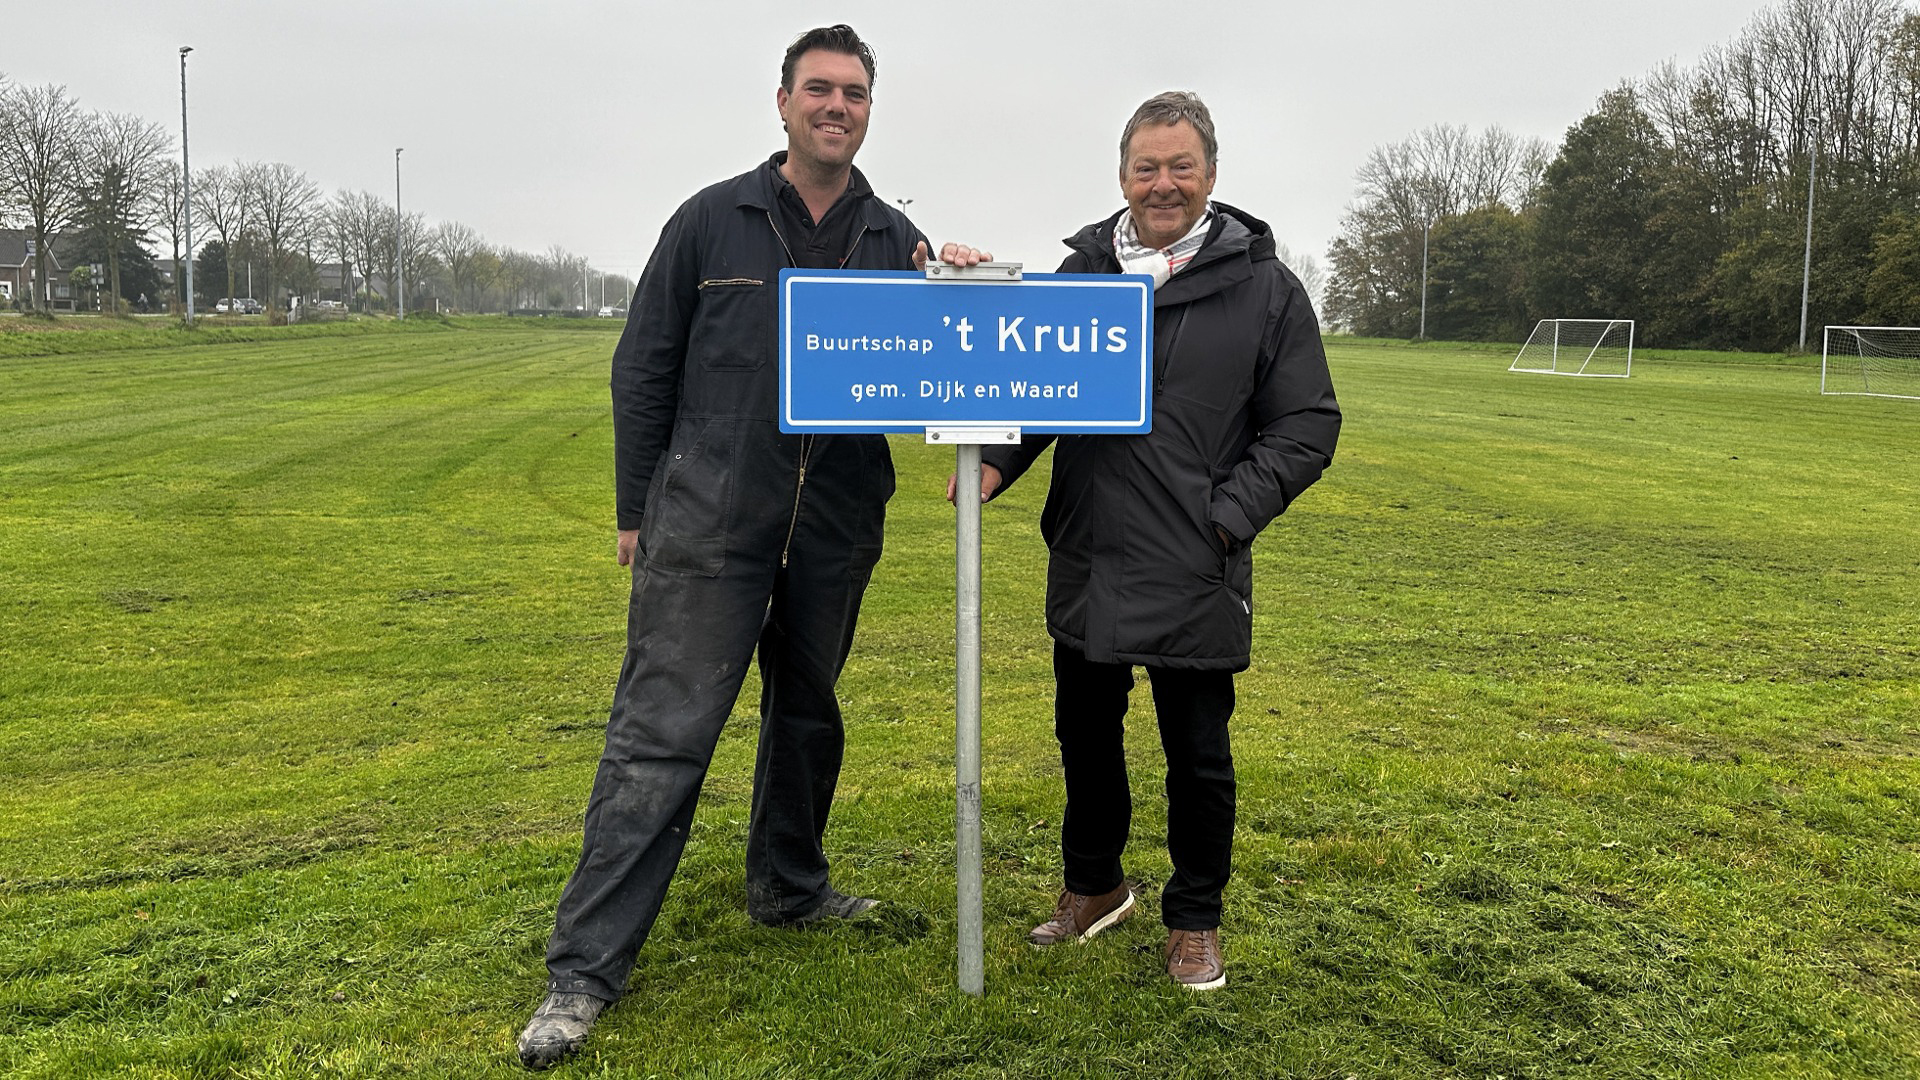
[
  {"left": 1166, "top": 928, "right": 1225, "bottom": 990},
  {"left": 1027, "top": 884, "right": 1135, "bottom": 945}
]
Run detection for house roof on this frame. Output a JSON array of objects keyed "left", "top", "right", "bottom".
[{"left": 0, "top": 229, "right": 74, "bottom": 272}]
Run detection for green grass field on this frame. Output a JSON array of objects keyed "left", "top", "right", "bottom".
[{"left": 2, "top": 320, "right": 1915, "bottom": 1078}]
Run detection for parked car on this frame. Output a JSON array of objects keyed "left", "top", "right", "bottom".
[
  {"left": 214, "top": 298, "right": 234, "bottom": 313},
  {"left": 237, "top": 298, "right": 263, "bottom": 315},
  {"left": 597, "top": 306, "right": 617, "bottom": 318}
]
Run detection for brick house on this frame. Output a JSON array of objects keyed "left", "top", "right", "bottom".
[{"left": 0, "top": 228, "right": 77, "bottom": 309}]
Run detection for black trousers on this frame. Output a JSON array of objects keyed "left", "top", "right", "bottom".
[
  {"left": 543, "top": 539, "right": 874, "bottom": 1003},
  {"left": 1053, "top": 641, "right": 1236, "bottom": 931}
]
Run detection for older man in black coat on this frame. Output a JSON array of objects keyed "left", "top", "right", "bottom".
[{"left": 966, "top": 90, "right": 1340, "bottom": 991}]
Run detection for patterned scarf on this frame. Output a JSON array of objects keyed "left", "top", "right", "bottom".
[{"left": 1111, "top": 204, "right": 1213, "bottom": 289}]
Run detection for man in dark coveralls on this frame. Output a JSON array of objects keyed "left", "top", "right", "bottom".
[
  {"left": 956, "top": 91, "right": 1340, "bottom": 992},
  {"left": 518, "top": 24, "right": 989, "bottom": 1069}
]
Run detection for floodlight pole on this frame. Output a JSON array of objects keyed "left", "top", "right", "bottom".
[
  {"left": 395, "top": 148, "right": 405, "bottom": 320},
  {"left": 1418, "top": 218, "right": 1430, "bottom": 340},
  {"left": 1798, "top": 120, "right": 1820, "bottom": 352},
  {"left": 179, "top": 46, "right": 195, "bottom": 324}
]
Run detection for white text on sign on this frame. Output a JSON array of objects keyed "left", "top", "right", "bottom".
[{"left": 849, "top": 380, "right": 1083, "bottom": 404}]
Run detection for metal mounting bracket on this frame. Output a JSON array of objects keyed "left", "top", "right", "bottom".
[
  {"left": 924, "top": 261, "right": 1023, "bottom": 282},
  {"left": 925, "top": 427, "right": 1021, "bottom": 445}
]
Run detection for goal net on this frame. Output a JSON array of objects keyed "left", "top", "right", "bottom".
[
  {"left": 1822, "top": 326, "right": 1920, "bottom": 400},
  {"left": 1510, "top": 319, "right": 1634, "bottom": 378}
]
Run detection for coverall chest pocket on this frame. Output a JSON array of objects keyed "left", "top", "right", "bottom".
[{"left": 693, "top": 279, "right": 770, "bottom": 372}]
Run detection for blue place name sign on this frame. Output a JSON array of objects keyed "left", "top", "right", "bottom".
[{"left": 779, "top": 268, "right": 1154, "bottom": 434}]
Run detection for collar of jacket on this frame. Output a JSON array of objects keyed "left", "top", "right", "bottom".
[
  {"left": 737, "top": 152, "right": 898, "bottom": 234},
  {"left": 1065, "top": 201, "right": 1276, "bottom": 307}
]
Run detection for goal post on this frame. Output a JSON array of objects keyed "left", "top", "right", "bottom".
[
  {"left": 1821, "top": 326, "right": 1920, "bottom": 401},
  {"left": 1510, "top": 319, "right": 1634, "bottom": 378}
]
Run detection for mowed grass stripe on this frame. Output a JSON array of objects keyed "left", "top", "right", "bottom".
[
  {"left": 0, "top": 334, "right": 606, "bottom": 497},
  {"left": 2, "top": 325, "right": 1916, "bottom": 1077},
  {"left": 1, "top": 330, "right": 622, "bottom": 881},
  {"left": 0, "top": 332, "right": 490, "bottom": 450}
]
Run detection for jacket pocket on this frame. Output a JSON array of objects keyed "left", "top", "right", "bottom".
[
  {"left": 691, "top": 280, "right": 769, "bottom": 371},
  {"left": 640, "top": 418, "right": 733, "bottom": 576}
]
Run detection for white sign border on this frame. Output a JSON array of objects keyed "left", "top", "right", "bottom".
[{"left": 779, "top": 274, "right": 1153, "bottom": 432}]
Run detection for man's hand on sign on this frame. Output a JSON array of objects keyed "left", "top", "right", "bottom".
[
  {"left": 911, "top": 242, "right": 995, "bottom": 272},
  {"left": 945, "top": 463, "right": 1003, "bottom": 505}
]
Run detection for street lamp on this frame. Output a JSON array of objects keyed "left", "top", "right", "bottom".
[
  {"left": 394, "top": 148, "right": 405, "bottom": 320},
  {"left": 179, "top": 46, "right": 194, "bottom": 324},
  {"left": 895, "top": 197, "right": 913, "bottom": 215},
  {"left": 1418, "top": 217, "right": 1431, "bottom": 340},
  {"left": 1798, "top": 120, "right": 1820, "bottom": 352}
]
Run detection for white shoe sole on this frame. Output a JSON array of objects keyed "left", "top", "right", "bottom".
[
  {"left": 1075, "top": 891, "right": 1135, "bottom": 943},
  {"left": 1178, "top": 972, "right": 1226, "bottom": 990}
]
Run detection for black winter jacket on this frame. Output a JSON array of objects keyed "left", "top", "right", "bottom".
[
  {"left": 982, "top": 204, "right": 1340, "bottom": 670},
  {"left": 612, "top": 158, "right": 929, "bottom": 576}
]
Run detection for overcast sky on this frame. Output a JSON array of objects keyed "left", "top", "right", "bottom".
[{"left": 11, "top": 0, "right": 1786, "bottom": 280}]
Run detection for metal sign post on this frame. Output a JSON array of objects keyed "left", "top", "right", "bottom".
[
  {"left": 778, "top": 262, "right": 1152, "bottom": 997},
  {"left": 924, "top": 261, "right": 1029, "bottom": 998},
  {"left": 925, "top": 424, "right": 1015, "bottom": 996}
]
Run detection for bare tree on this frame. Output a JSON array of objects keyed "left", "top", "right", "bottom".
[
  {"left": 500, "top": 247, "right": 540, "bottom": 309},
  {"left": 0, "top": 71, "right": 16, "bottom": 229},
  {"left": 381, "top": 210, "right": 436, "bottom": 313},
  {"left": 0, "top": 82, "right": 86, "bottom": 312},
  {"left": 431, "top": 220, "right": 485, "bottom": 311},
  {"left": 545, "top": 244, "right": 589, "bottom": 310},
  {"left": 1327, "top": 123, "right": 1546, "bottom": 335},
  {"left": 75, "top": 111, "right": 172, "bottom": 313},
  {"left": 1350, "top": 124, "right": 1549, "bottom": 238},
  {"left": 242, "top": 161, "right": 320, "bottom": 317},
  {"left": 1274, "top": 242, "right": 1326, "bottom": 312},
  {"left": 1651, "top": 0, "right": 1915, "bottom": 188},
  {"left": 469, "top": 245, "right": 505, "bottom": 312},
  {"left": 327, "top": 189, "right": 389, "bottom": 312},
  {"left": 318, "top": 191, "right": 360, "bottom": 305},
  {"left": 151, "top": 166, "right": 189, "bottom": 310},
  {"left": 193, "top": 162, "right": 250, "bottom": 306}
]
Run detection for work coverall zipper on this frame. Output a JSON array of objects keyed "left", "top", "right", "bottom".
[
  {"left": 763, "top": 211, "right": 808, "bottom": 568},
  {"left": 781, "top": 439, "right": 814, "bottom": 567},
  {"left": 763, "top": 213, "right": 873, "bottom": 569}
]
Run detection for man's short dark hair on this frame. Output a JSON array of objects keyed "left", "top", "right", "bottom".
[
  {"left": 1120, "top": 91, "right": 1218, "bottom": 178},
  {"left": 781, "top": 25, "right": 877, "bottom": 92}
]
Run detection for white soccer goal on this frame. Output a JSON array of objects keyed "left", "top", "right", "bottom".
[
  {"left": 1510, "top": 319, "right": 1634, "bottom": 378},
  {"left": 1821, "top": 326, "right": 1920, "bottom": 401}
]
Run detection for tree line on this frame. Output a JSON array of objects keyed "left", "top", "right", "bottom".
[
  {"left": 0, "top": 76, "right": 627, "bottom": 318},
  {"left": 1325, "top": 0, "right": 1920, "bottom": 351}
]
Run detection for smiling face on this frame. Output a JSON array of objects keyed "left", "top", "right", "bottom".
[
  {"left": 776, "top": 48, "right": 872, "bottom": 175},
  {"left": 1121, "top": 120, "right": 1216, "bottom": 250}
]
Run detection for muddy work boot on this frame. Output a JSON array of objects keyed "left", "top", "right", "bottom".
[
  {"left": 1027, "top": 884, "right": 1135, "bottom": 946},
  {"left": 516, "top": 991, "right": 609, "bottom": 1070},
  {"left": 786, "top": 884, "right": 879, "bottom": 925},
  {"left": 1165, "top": 927, "right": 1225, "bottom": 990}
]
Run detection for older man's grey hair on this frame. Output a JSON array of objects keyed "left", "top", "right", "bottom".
[{"left": 1118, "top": 91, "right": 1219, "bottom": 179}]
